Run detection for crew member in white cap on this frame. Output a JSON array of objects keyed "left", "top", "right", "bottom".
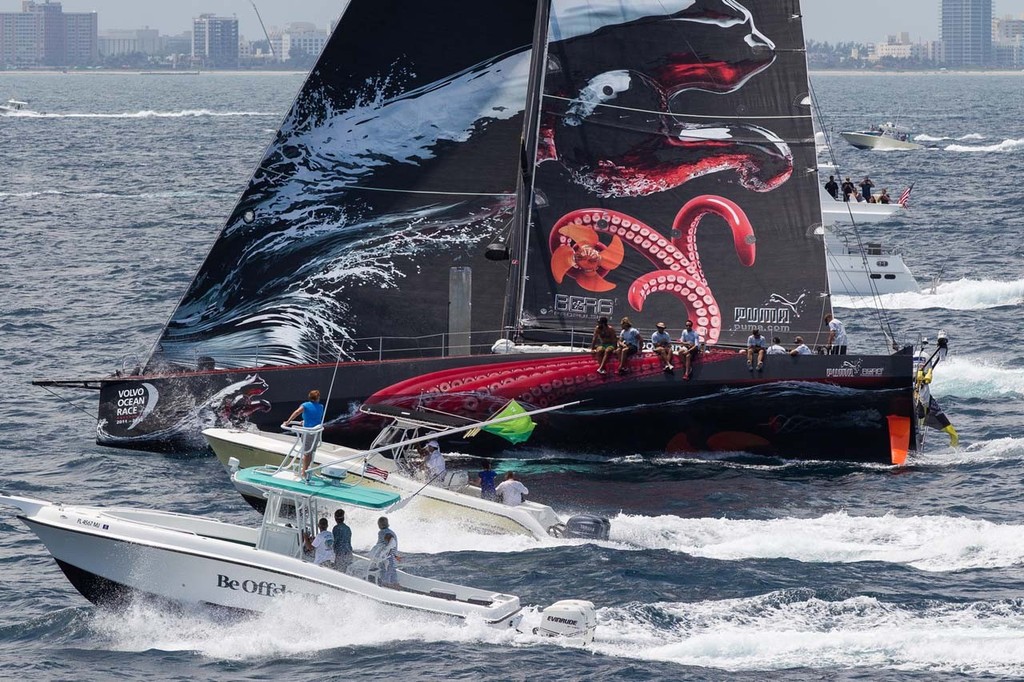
[{"left": 418, "top": 440, "right": 446, "bottom": 481}]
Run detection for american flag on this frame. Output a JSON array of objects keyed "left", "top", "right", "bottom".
[
  {"left": 898, "top": 184, "right": 913, "bottom": 207},
  {"left": 364, "top": 463, "right": 389, "bottom": 481}
]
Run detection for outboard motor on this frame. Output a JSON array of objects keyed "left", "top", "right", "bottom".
[
  {"left": 533, "top": 600, "right": 598, "bottom": 645},
  {"left": 562, "top": 514, "right": 611, "bottom": 540}
]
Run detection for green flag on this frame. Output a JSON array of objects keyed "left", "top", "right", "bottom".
[{"left": 481, "top": 400, "right": 536, "bottom": 444}]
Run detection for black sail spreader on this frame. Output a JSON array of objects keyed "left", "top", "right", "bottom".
[
  {"left": 521, "top": 0, "right": 828, "bottom": 348},
  {"left": 149, "top": 0, "right": 539, "bottom": 370}
]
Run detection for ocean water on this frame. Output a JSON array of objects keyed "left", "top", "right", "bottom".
[{"left": 1, "top": 69, "right": 1023, "bottom": 680}]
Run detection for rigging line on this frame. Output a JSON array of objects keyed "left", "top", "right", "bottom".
[
  {"left": 808, "top": 81, "right": 896, "bottom": 352},
  {"left": 543, "top": 93, "right": 811, "bottom": 121},
  {"left": 38, "top": 385, "right": 98, "bottom": 422}
]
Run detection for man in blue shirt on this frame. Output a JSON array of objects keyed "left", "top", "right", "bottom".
[
  {"left": 616, "top": 317, "right": 641, "bottom": 374},
  {"left": 746, "top": 329, "right": 767, "bottom": 371},
  {"left": 651, "top": 322, "right": 674, "bottom": 372},
  {"left": 285, "top": 389, "right": 325, "bottom": 479},
  {"left": 332, "top": 508, "right": 353, "bottom": 572},
  {"left": 677, "top": 319, "right": 701, "bottom": 379}
]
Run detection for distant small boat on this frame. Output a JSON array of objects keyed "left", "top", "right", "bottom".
[
  {"left": 0, "top": 99, "right": 31, "bottom": 115},
  {"left": 840, "top": 122, "right": 924, "bottom": 151}
]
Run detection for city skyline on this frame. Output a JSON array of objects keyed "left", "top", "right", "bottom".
[{"left": 5, "top": 0, "right": 1024, "bottom": 44}]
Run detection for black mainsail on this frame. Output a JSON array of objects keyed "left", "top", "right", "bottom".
[
  {"left": 68, "top": 0, "right": 925, "bottom": 463},
  {"left": 150, "top": 0, "right": 540, "bottom": 369},
  {"left": 521, "top": 0, "right": 827, "bottom": 347}
]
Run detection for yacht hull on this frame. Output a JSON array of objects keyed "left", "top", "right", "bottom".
[
  {"left": 2, "top": 496, "right": 523, "bottom": 625},
  {"left": 206, "top": 428, "right": 564, "bottom": 539},
  {"left": 95, "top": 350, "right": 916, "bottom": 464}
]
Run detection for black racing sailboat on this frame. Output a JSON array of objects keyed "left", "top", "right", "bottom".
[{"left": 38, "top": 0, "right": 942, "bottom": 463}]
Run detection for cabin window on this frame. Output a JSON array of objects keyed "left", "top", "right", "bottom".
[
  {"left": 876, "top": 260, "right": 888, "bottom": 267},
  {"left": 884, "top": 274, "right": 896, "bottom": 279},
  {"left": 870, "top": 274, "right": 882, "bottom": 279}
]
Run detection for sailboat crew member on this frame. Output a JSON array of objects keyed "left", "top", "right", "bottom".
[
  {"left": 285, "top": 389, "right": 325, "bottom": 479},
  {"left": 825, "top": 314, "right": 848, "bottom": 355},
  {"left": 677, "top": 319, "right": 700, "bottom": 379}
]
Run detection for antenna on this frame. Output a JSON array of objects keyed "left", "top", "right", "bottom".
[{"left": 249, "top": 1, "right": 276, "bottom": 60}]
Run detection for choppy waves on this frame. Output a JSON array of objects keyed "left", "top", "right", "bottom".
[{"left": 6, "top": 109, "right": 276, "bottom": 119}]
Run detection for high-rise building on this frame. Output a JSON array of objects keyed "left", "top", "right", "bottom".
[
  {"left": 0, "top": 0, "right": 96, "bottom": 67},
  {"left": 192, "top": 14, "right": 239, "bottom": 68},
  {"left": 941, "top": 0, "right": 992, "bottom": 66}
]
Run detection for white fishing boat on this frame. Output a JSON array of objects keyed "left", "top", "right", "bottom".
[
  {"left": 0, "top": 486, "right": 596, "bottom": 642},
  {"left": 818, "top": 185, "right": 904, "bottom": 225},
  {"left": 839, "top": 122, "right": 924, "bottom": 151},
  {"left": 0, "top": 98, "right": 30, "bottom": 115},
  {"left": 208, "top": 403, "right": 612, "bottom": 542}
]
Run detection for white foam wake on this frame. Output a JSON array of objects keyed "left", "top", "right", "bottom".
[
  {"left": 88, "top": 590, "right": 1024, "bottom": 675},
  {"left": 928, "top": 356, "right": 1024, "bottom": 400},
  {"left": 916, "top": 132, "right": 985, "bottom": 142},
  {"left": 832, "top": 277, "right": 1024, "bottom": 310},
  {"left": 608, "top": 510, "right": 1024, "bottom": 572},
  {"left": 945, "top": 138, "right": 1024, "bottom": 153}
]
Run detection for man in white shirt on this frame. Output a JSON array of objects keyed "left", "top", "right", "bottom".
[
  {"left": 306, "top": 517, "right": 335, "bottom": 567},
  {"left": 766, "top": 337, "right": 787, "bottom": 355},
  {"left": 746, "top": 329, "right": 767, "bottom": 370},
  {"left": 825, "top": 314, "right": 848, "bottom": 355},
  {"left": 495, "top": 471, "right": 529, "bottom": 507},
  {"left": 419, "top": 440, "right": 446, "bottom": 481},
  {"left": 790, "top": 336, "right": 813, "bottom": 356},
  {"left": 677, "top": 319, "right": 701, "bottom": 379}
]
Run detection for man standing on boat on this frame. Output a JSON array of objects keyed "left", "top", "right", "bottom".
[
  {"left": 825, "top": 314, "right": 848, "bottom": 355},
  {"left": 417, "top": 440, "right": 446, "bottom": 483},
  {"left": 841, "top": 177, "right": 855, "bottom": 202},
  {"left": 371, "top": 517, "right": 400, "bottom": 588},
  {"left": 333, "top": 509, "right": 353, "bottom": 572},
  {"left": 859, "top": 176, "right": 875, "bottom": 202},
  {"left": 306, "top": 517, "right": 335, "bottom": 567},
  {"left": 496, "top": 472, "right": 529, "bottom": 507},
  {"left": 824, "top": 175, "right": 839, "bottom": 200},
  {"left": 285, "top": 389, "right": 324, "bottom": 480}
]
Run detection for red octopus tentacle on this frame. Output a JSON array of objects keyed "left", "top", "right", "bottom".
[
  {"left": 672, "top": 195, "right": 755, "bottom": 285},
  {"left": 627, "top": 270, "right": 722, "bottom": 343}
]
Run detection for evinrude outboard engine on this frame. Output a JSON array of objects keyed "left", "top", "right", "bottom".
[
  {"left": 561, "top": 514, "right": 611, "bottom": 540},
  {"left": 533, "top": 600, "right": 598, "bottom": 645}
]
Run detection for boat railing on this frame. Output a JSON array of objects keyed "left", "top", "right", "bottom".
[
  {"left": 153, "top": 327, "right": 601, "bottom": 372},
  {"left": 278, "top": 423, "right": 323, "bottom": 472}
]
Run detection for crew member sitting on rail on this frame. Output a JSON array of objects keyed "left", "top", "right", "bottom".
[{"left": 746, "top": 329, "right": 767, "bottom": 371}]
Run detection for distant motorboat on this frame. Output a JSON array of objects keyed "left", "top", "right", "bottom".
[
  {"left": 840, "top": 122, "right": 924, "bottom": 151},
  {"left": 0, "top": 98, "right": 31, "bottom": 115}
]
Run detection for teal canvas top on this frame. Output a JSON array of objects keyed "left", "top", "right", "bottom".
[{"left": 236, "top": 467, "right": 400, "bottom": 509}]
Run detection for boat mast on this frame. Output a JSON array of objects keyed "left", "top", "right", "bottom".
[{"left": 497, "top": 0, "right": 551, "bottom": 341}]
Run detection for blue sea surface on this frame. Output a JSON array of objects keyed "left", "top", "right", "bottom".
[{"left": 1, "top": 70, "right": 1023, "bottom": 680}]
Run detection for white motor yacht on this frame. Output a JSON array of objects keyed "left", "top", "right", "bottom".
[
  {"left": 839, "top": 122, "right": 923, "bottom": 151},
  {"left": 207, "top": 403, "right": 612, "bottom": 542},
  {"left": 0, "top": 98, "right": 31, "bottom": 115},
  {"left": 0, "top": 485, "right": 597, "bottom": 642}
]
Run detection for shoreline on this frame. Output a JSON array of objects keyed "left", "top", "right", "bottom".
[
  {"left": 0, "top": 69, "right": 307, "bottom": 76},
  {"left": 810, "top": 69, "right": 1024, "bottom": 76}
]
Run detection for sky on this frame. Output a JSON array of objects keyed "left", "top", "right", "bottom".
[{"left": 10, "top": 0, "right": 1024, "bottom": 43}]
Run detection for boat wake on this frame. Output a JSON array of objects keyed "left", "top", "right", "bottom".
[
  {"left": 84, "top": 589, "right": 1024, "bottom": 675},
  {"left": 607, "top": 510, "right": 1024, "bottom": 572},
  {"left": 915, "top": 132, "right": 984, "bottom": 142},
  {"left": 592, "top": 592, "right": 1024, "bottom": 675},
  {"left": 832, "top": 277, "right": 1024, "bottom": 310},
  {"left": 944, "top": 138, "right": 1024, "bottom": 153}
]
